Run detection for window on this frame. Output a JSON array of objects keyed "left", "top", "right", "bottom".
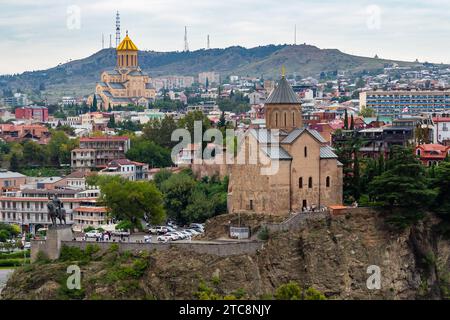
[
  {"left": 249, "top": 200, "right": 253, "bottom": 210},
  {"left": 308, "top": 177, "right": 312, "bottom": 188},
  {"left": 304, "top": 146, "right": 308, "bottom": 158},
  {"left": 292, "top": 112, "right": 295, "bottom": 127},
  {"left": 326, "top": 176, "right": 330, "bottom": 188},
  {"left": 299, "top": 177, "right": 303, "bottom": 188},
  {"left": 284, "top": 112, "right": 287, "bottom": 126},
  {"left": 274, "top": 112, "right": 279, "bottom": 127}
]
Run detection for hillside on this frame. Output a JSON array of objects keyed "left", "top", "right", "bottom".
[
  {"left": 2, "top": 209, "right": 450, "bottom": 300},
  {"left": 0, "top": 44, "right": 418, "bottom": 103}
]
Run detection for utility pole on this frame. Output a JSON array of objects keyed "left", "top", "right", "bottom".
[{"left": 207, "top": 34, "right": 210, "bottom": 49}]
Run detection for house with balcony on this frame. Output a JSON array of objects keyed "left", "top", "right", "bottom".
[
  {"left": 98, "top": 159, "right": 149, "bottom": 181},
  {"left": 71, "top": 136, "right": 130, "bottom": 170}
]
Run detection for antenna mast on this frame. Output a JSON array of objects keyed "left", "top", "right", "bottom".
[
  {"left": 109, "top": 34, "right": 112, "bottom": 48},
  {"left": 184, "top": 26, "right": 189, "bottom": 52},
  {"left": 115, "top": 11, "right": 121, "bottom": 47},
  {"left": 294, "top": 24, "right": 297, "bottom": 45},
  {"left": 207, "top": 34, "right": 210, "bottom": 49}
]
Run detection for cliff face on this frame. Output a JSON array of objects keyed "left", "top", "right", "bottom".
[{"left": 2, "top": 209, "right": 450, "bottom": 300}]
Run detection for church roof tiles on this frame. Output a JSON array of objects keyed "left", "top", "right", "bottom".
[{"left": 265, "top": 76, "right": 301, "bottom": 104}]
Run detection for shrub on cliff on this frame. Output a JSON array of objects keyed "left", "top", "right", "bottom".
[{"left": 274, "top": 281, "right": 326, "bottom": 300}]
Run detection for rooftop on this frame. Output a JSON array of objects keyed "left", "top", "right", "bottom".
[{"left": 265, "top": 76, "right": 301, "bottom": 105}]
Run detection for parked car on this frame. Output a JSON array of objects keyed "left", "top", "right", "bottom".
[
  {"left": 144, "top": 235, "right": 152, "bottom": 243},
  {"left": 165, "top": 226, "right": 177, "bottom": 233},
  {"left": 155, "top": 226, "right": 168, "bottom": 235},
  {"left": 24, "top": 242, "right": 31, "bottom": 249},
  {"left": 157, "top": 235, "right": 169, "bottom": 242},
  {"left": 185, "top": 229, "right": 200, "bottom": 235},
  {"left": 111, "top": 230, "right": 130, "bottom": 237},
  {"left": 148, "top": 226, "right": 158, "bottom": 234},
  {"left": 85, "top": 230, "right": 102, "bottom": 238},
  {"left": 190, "top": 223, "right": 205, "bottom": 232}
]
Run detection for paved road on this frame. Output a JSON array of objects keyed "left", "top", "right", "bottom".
[{"left": 0, "top": 269, "right": 14, "bottom": 296}]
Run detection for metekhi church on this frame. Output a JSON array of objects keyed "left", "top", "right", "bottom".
[
  {"left": 228, "top": 73, "right": 343, "bottom": 216},
  {"left": 87, "top": 32, "right": 156, "bottom": 110}
]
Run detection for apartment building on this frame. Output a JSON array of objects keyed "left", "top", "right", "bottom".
[
  {"left": 99, "top": 159, "right": 149, "bottom": 181},
  {"left": 71, "top": 136, "right": 130, "bottom": 169},
  {"left": 15, "top": 106, "right": 49, "bottom": 122},
  {"left": 360, "top": 90, "right": 450, "bottom": 116}
]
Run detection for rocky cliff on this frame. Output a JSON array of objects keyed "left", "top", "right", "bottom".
[{"left": 2, "top": 208, "right": 450, "bottom": 300}]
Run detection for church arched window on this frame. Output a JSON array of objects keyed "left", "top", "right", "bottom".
[
  {"left": 326, "top": 176, "right": 330, "bottom": 187},
  {"left": 274, "top": 112, "right": 279, "bottom": 127},
  {"left": 299, "top": 177, "right": 303, "bottom": 189},
  {"left": 284, "top": 112, "right": 287, "bottom": 127},
  {"left": 308, "top": 177, "right": 312, "bottom": 188},
  {"left": 304, "top": 146, "right": 308, "bottom": 158},
  {"left": 292, "top": 112, "right": 295, "bottom": 127}
]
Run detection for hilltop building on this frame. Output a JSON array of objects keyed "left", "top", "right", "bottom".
[
  {"left": 87, "top": 32, "right": 156, "bottom": 110},
  {"left": 228, "top": 74, "right": 343, "bottom": 216}
]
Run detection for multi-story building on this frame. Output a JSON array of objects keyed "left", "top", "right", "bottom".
[
  {"left": 15, "top": 106, "right": 49, "bottom": 122},
  {"left": 198, "top": 72, "right": 220, "bottom": 86},
  {"left": 360, "top": 90, "right": 450, "bottom": 116},
  {"left": 433, "top": 116, "right": 450, "bottom": 144},
  {"left": 0, "top": 188, "right": 109, "bottom": 234},
  {"left": 99, "top": 159, "right": 149, "bottom": 181},
  {"left": 0, "top": 170, "right": 27, "bottom": 193},
  {"left": 1, "top": 93, "right": 29, "bottom": 108},
  {"left": 71, "top": 136, "right": 130, "bottom": 170}
]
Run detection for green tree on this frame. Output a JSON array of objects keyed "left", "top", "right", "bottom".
[
  {"left": 160, "top": 172, "right": 197, "bottom": 224},
  {"left": 91, "top": 95, "right": 97, "bottom": 112},
  {"left": 9, "top": 153, "right": 20, "bottom": 171},
  {"left": 368, "top": 146, "right": 437, "bottom": 229},
  {"left": 107, "top": 114, "right": 116, "bottom": 128},
  {"left": 153, "top": 169, "right": 173, "bottom": 189},
  {"left": 343, "top": 109, "right": 349, "bottom": 130},
  {"left": 97, "top": 177, "right": 166, "bottom": 230},
  {"left": 48, "top": 131, "right": 79, "bottom": 166},
  {"left": 350, "top": 114, "right": 355, "bottom": 130},
  {"left": 22, "top": 140, "right": 46, "bottom": 166},
  {"left": 359, "top": 107, "right": 376, "bottom": 117},
  {"left": 143, "top": 116, "right": 178, "bottom": 148},
  {"left": 126, "top": 137, "right": 172, "bottom": 168}
]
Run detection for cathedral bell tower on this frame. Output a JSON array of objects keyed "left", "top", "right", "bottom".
[
  {"left": 116, "top": 31, "right": 138, "bottom": 69},
  {"left": 264, "top": 67, "right": 303, "bottom": 132}
]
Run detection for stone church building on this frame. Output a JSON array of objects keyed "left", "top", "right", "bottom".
[
  {"left": 228, "top": 75, "right": 343, "bottom": 216},
  {"left": 87, "top": 32, "right": 156, "bottom": 110}
]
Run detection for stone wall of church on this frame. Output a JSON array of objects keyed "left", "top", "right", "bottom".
[
  {"left": 228, "top": 161, "right": 291, "bottom": 216},
  {"left": 265, "top": 103, "right": 303, "bottom": 131},
  {"left": 284, "top": 133, "right": 321, "bottom": 211},
  {"left": 319, "top": 159, "right": 343, "bottom": 207}
]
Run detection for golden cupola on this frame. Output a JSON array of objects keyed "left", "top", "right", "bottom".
[{"left": 116, "top": 31, "right": 138, "bottom": 69}]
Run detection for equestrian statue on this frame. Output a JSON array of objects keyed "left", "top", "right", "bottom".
[{"left": 47, "top": 194, "right": 67, "bottom": 226}]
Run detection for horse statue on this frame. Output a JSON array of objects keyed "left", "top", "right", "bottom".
[{"left": 47, "top": 194, "right": 67, "bottom": 226}]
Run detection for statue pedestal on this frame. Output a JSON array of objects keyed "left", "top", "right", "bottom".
[{"left": 31, "top": 225, "right": 73, "bottom": 262}]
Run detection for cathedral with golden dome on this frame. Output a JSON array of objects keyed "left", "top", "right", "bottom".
[{"left": 87, "top": 32, "right": 156, "bottom": 110}]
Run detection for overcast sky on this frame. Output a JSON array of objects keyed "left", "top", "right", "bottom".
[{"left": 1, "top": 0, "right": 450, "bottom": 75}]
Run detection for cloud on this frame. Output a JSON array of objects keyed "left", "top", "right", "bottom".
[{"left": 1, "top": 0, "right": 450, "bottom": 74}]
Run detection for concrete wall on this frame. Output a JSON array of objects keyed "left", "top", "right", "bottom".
[
  {"left": 31, "top": 226, "right": 73, "bottom": 262},
  {"left": 61, "top": 240, "right": 264, "bottom": 257}
]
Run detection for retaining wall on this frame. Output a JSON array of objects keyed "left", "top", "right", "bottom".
[{"left": 61, "top": 240, "right": 264, "bottom": 257}]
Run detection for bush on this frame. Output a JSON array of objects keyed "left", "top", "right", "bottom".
[
  {"left": 275, "top": 281, "right": 303, "bottom": 300},
  {"left": 83, "top": 226, "right": 95, "bottom": 233},
  {"left": 0, "top": 250, "right": 30, "bottom": 260},
  {"left": 0, "top": 258, "right": 29, "bottom": 267},
  {"left": 257, "top": 227, "right": 270, "bottom": 241}
]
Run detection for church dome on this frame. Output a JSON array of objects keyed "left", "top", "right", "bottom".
[{"left": 117, "top": 33, "right": 138, "bottom": 51}]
